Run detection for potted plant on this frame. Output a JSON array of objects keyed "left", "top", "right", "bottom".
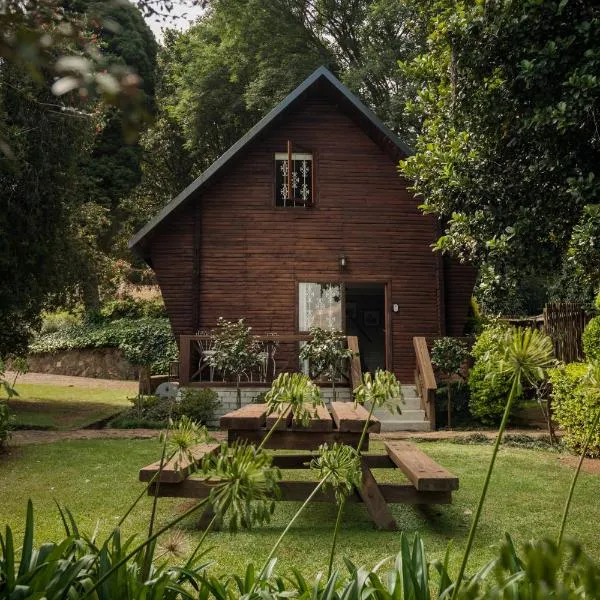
[
  {"left": 208, "top": 318, "right": 262, "bottom": 408},
  {"left": 299, "top": 326, "right": 354, "bottom": 401}
]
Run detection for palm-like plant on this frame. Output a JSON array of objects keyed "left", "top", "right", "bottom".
[
  {"left": 201, "top": 441, "right": 281, "bottom": 532},
  {"left": 262, "top": 372, "right": 322, "bottom": 448},
  {"left": 452, "top": 326, "right": 554, "bottom": 599}
]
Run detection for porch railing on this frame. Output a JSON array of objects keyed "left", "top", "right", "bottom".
[{"left": 178, "top": 334, "right": 361, "bottom": 389}]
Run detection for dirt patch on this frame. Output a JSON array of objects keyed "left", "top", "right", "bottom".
[
  {"left": 373, "top": 428, "right": 556, "bottom": 441},
  {"left": 559, "top": 455, "right": 600, "bottom": 475}
]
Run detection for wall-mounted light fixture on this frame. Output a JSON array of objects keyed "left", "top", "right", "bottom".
[{"left": 339, "top": 253, "right": 347, "bottom": 270}]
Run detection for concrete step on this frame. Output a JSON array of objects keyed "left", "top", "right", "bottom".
[
  {"left": 379, "top": 419, "right": 431, "bottom": 432},
  {"left": 373, "top": 408, "right": 426, "bottom": 420}
]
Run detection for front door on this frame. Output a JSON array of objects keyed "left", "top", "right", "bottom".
[{"left": 345, "top": 283, "right": 386, "bottom": 374}]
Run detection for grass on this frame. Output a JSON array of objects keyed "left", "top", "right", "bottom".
[
  {"left": 0, "top": 437, "right": 598, "bottom": 581},
  {"left": 5, "top": 383, "right": 130, "bottom": 429}
]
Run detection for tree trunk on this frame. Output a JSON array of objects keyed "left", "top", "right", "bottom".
[
  {"left": 138, "top": 365, "right": 152, "bottom": 395},
  {"left": 82, "top": 272, "right": 100, "bottom": 313}
]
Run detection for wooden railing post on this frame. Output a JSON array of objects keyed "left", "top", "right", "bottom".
[
  {"left": 347, "top": 336, "right": 361, "bottom": 394},
  {"left": 413, "top": 337, "right": 437, "bottom": 430},
  {"left": 179, "top": 335, "right": 192, "bottom": 386}
]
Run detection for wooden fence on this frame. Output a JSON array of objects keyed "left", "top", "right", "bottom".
[
  {"left": 543, "top": 302, "right": 590, "bottom": 363},
  {"left": 505, "top": 303, "right": 590, "bottom": 363}
]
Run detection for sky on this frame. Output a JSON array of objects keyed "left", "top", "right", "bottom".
[{"left": 142, "top": 0, "right": 205, "bottom": 41}]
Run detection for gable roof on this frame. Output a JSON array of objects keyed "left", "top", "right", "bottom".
[{"left": 129, "top": 66, "right": 413, "bottom": 257}]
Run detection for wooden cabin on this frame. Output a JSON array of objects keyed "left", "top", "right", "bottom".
[{"left": 129, "top": 67, "right": 474, "bottom": 396}]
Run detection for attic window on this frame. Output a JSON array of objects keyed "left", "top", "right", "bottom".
[{"left": 275, "top": 146, "right": 313, "bottom": 207}]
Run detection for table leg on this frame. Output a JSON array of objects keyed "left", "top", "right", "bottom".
[{"left": 356, "top": 457, "right": 397, "bottom": 531}]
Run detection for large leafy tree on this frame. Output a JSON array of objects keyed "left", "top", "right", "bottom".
[
  {"left": 140, "top": 0, "right": 426, "bottom": 209},
  {"left": 401, "top": 0, "right": 600, "bottom": 313},
  {"left": 0, "top": 59, "right": 93, "bottom": 357},
  {"left": 70, "top": 0, "right": 157, "bottom": 309}
]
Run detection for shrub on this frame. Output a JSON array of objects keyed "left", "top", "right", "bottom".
[
  {"left": 550, "top": 362, "right": 600, "bottom": 457},
  {"left": 98, "top": 296, "right": 166, "bottom": 321},
  {"left": 177, "top": 388, "right": 219, "bottom": 425},
  {"left": 40, "top": 310, "right": 81, "bottom": 334},
  {"left": 30, "top": 318, "right": 178, "bottom": 375},
  {"left": 435, "top": 381, "right": 473, "bottom": 427},
  {"left": 468, "top": 325, "right": 514, "bottom": 425},
  {"left": 583, "top": 315, "right": 600, "bottom": 361}
]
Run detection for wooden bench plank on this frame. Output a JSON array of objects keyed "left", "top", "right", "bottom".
[
  {"left": 150, "top": 480, "right": 452, "bottom": 504},
  {"left": 292, "top": 403, "right": 333, "bottom": 431},
  {"left": 330, "top": 401, "right": 380, "bottom": 433},
  {"left": 385, "top": 442, "right": 459, "bottom": 492},
  {"left": 266, "top": 403, "right": 292, "bottom": 430},
  {"left": 227, "top": 429, "right": 368, "bottom": 451},
  {"left": 139, "top": 443, "right": 221, "bottom": 483},
  {"left": 220, "top": 404, "right": 267, "bottom": 430}
]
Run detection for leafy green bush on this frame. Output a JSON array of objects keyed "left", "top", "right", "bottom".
[
  {"left": 98, "top": 296, "right": 166, "bottom": 321},
  {"left": 111, "top": 388, "right": 220, "bottom": 428},
  {"left": 40, "top": 310, "right": 81, "bottom": 334},
  {"left": 30, "top": 318, "right": 178, "bottom": 375},
  {"left": 550, "top": 362, "right": 600, "bottom": 457},
  {"left": 582, "top": 315, "right": 600, "bottom": 361},
  {"left": 178, "top": 387, "right": 219, "bottom": 425},
  {"left": 468, "top": 325, "right": 514, "bottom": 425}
]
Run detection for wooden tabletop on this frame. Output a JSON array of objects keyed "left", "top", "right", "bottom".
[{"left": 220, "top": 402, "right": 380, "bottom": 433}]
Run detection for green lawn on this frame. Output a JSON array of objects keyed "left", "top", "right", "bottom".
[
  {"left": 6, "top": 384, "right": 131, "bottom": 429},
  {"left": 0, "top": 438, "right": 597, "bottom": 580}
]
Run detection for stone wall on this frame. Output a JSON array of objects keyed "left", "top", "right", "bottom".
[
  {"left": 21, "top": 349, "right": 137, "bottom": 380},
  {"left": 207, "top": 386, "right": 352, "bottom": 427}
]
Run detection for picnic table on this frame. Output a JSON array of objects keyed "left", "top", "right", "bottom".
[{"left": 139, "top": 402, "right": 459, "bottom": 531}]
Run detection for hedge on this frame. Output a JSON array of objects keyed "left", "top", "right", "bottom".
[
  {"left": 549, "top": 362, "right": 600, "bottom": 457},
  {"left": 30, "top": 318, "right": 178, "bottom": 375}
]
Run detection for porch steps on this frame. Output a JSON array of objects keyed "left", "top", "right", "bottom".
[{"left": 368, "top": 385, "right": 431, "bottom": 432}]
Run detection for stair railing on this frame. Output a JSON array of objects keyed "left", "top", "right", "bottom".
[{"left": 413, "top": 337, "right": 437, "bottom": 429}]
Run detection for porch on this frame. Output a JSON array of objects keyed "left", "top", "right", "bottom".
[{"left": 174, "top": 334, "right": 434, "bottom": 431}]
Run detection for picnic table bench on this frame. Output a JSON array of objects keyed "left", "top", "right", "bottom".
[{"left": 139, "top": 402, "right": 459, "bottom": 531}]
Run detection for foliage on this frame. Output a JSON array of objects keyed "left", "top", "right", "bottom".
[
  {"left": 550, "top": 362, "right": 600, "bottom": 457},
  {"left": 431, "top": 337, "right": 469, "bottom": 380},
  {"left": 201, "top": 441, "right": 280, "bottom": 532},
  {"left": 265, "top": 372, "right": 322, "bottom": 427},
  {"left": 96, "top": 296, "right": 166, "bottom": 321},
  {"left": 354, "top": 369, "right": 401, "bottom": 411},
  {"left": 454, "top": 326, "right": 555, "bottom": 598},
  {"left": 40, "top": 311, "right": 82, "bottom": 335},
  {"left": 435, "top": 382, "right": 472, "bottom": 428},
  {"left": 310, "top": 443, "right": 361, "bottom": 504},
  {"left": 468, "top": 325, "right": 514, "bottom": 425},
  {"left": 138, "top": 0, "right": 427, "bottom": 214},
  {"left": 177, "top": 387, "right": 219, "bottom": 425},
  {"left": 30, "top": 317, "right": 178, "bottom": 375},
  {"left": 111, "top": 388, "right": 219, "bottom": 428},
  {"left": 431, "top": 337, "right": 469, "bottom": 428},
  {"left": 208, "top": 318, "right": 262, "bottom": 385},
  {"left": 0, "top": 46, "right": 92, "bottom": 358},
  {"left": 299, "top": 327, "right": 354, "bottom": 397},
  {"left": 400, "top": 0, "right": 600, "bottom": 312},
  {"left": 165, "top": 415, "right": 210, "bottom": 470},
  {"left": 582, "top": 315, "right": 600, "bottom": 361},
  {"left": 3, "top": 499, "right": 600, "bottom": 599}
]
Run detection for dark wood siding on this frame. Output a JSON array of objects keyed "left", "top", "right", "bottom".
[
  {"left": 151, "top": 97, "right": 450, "bottom": 381},
  {"left": 444, "top": 257, "right": 477, "bottom": 337}
]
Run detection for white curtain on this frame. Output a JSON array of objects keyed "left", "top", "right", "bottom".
[{"left": 298, "top": 283, "right": 342, "bottom": 332}]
